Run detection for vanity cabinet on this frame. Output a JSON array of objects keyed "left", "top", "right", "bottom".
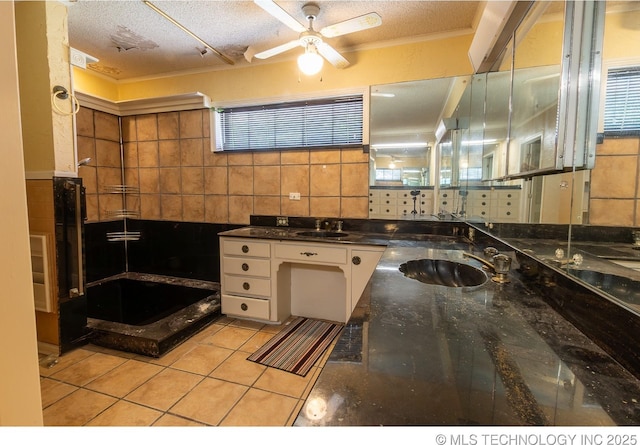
[{"left": 220, "top": 235, "right": 384, "bottom": 324}]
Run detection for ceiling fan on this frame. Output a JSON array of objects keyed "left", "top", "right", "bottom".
[{"left": 248, "top": 0, "right": 382, "bottom": 74}]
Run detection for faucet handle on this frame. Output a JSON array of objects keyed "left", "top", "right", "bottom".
[{"left": 336, "top": 220, "right": 343, "bottom": 232}]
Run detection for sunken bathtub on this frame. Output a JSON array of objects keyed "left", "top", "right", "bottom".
[{"left": 86, "top": 273, "right": 221, "bottom": 357}]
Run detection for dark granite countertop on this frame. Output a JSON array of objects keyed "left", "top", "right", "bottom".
[
  {"left": 217, "top": 226, "right": 392, "bottom": 246},
  {"left": 292, "top": 238, "right": 640, "bottom": 426},
  {"left": 220, "top": 221, "right": 640, "bottom": 425}
]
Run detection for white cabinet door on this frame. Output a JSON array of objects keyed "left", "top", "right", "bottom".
[{"left": 350, "top": 246, "right": 385, "bottom": 311}]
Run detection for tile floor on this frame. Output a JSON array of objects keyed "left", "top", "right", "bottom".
[{"left": 39, "top": 315, "right": 334, "bottom": 426}]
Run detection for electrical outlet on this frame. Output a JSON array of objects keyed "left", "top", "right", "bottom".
[
  {"left": 289, "top": 192, "right": 301, "bottom": 201},
  {"left": 276, "top": 216, "right": 289, "bottom": 226}
]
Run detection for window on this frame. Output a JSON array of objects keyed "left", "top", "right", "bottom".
[
  {"left": 604, "top": 66, "right": 640, "bottom": 136},
  {"left": 214, "top": 95, "right": 364, "bottom": 151}
]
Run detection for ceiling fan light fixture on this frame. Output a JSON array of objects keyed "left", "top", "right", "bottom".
[{"left": 298, "top": 44, "right": 323, "bottom": 75}]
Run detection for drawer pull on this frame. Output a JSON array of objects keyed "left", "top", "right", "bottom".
[
  {"left": 243, "top": 282, "right": 250, "bottom": 290},
  {"left": 241, "top": 303, "right": 248, "bottom": 311},
  {"left": 242, "top": 245, "right": 249, "bottom": 253},
  {"left": 301, "top": 251, "right": 318, "bottom": 257},
  {"left": 242, "top": 263, "right": 249, "bottom": 271},
  {"left": 352, "top": 256, "right": 361, "bottom": 265}
]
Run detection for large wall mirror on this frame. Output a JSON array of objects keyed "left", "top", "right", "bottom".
[{"left": 369, "top": 0, "right": 640, "bottom": 315}]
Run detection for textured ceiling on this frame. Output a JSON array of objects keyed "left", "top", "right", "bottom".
[{"left": 66, "top": 0, "right": 483, "bottom": 80}]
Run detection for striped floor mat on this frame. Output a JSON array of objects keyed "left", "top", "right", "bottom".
[{"left": 247, "top": 317, "right": 343, "bottom": 377}]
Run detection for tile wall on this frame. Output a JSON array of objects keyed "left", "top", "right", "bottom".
[
  {"left": 77, "top": 107, "right": 370, "bottom": 225},
  {"left": 590, "top": 137, "right": 640, "bottom": 226}
]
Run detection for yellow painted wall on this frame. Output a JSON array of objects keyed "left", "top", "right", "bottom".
[
  {"left": 76, "top": 34, "right": 475, "bottom": 102},
  {"left": 0, "top": 0, "right": 44, "bottom": 426},
  {"left": 15, "top": 0, "right": 75, "bottom": 175}
]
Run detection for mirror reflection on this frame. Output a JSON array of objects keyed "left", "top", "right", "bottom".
[{"left": 368, "top": 0, "right": 640, "bottom": 315}]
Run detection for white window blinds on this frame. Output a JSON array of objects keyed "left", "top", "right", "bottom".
[
  {"left": 604, "top": 67, "right": 640, "bottom": 135},
  {"left": 216, "top": 95, "right": 364, "bottom": 151}
]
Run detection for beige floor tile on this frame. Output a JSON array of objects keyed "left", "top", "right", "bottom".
[
  {"left": 86, "top": 400, "right": 163, "bottom": 426},
  {"left": 220, "top": 387, "right": 298, "bottom": 426},
  {"left": 85, "top": 359, "right": 164, "bottom": 397},
  {"left": 190, "top": 322, "right": 224, "bottom": 343},
  {"left": 136, "top": 339, "right": 197, "bottom": 366},
  {"left": 253, "top": 367, "right": 316, "bottom": 398},
  {"left": 209, "top": 350, "right": 265, "bottom": 386},
  {"left": 170, "top": 344, "right": 233, "bottom": 375},
  {"left": 227, "top": 318, "right": 266, "bottom": 331},
  {"left": 43, "top": 388, "right": 116, "bottom": 426},
  {"left": 201, "top": 325, "right": 256, "bottom": 349},
  {"left": 169, "top": 377, "right": 247, "bottom": 425},
  {"left": 38, "top": 348, "right": 96, "bottom": 377},
  {"left": 288, "top": 399, "right": 306, "bottom": 426},
  {"left": 238, "top": 330, "right": 275, "bottom": 354},
  {"left": 153, "top": 413, "right": 205, "bottom": 426},
  {"left": 125, "top": 368, "right": 203, "bottom": 411},
  {"left": 40, "top": 378, "right": 77, "bottom": 408},
  {"left": 49, "top": 352, "right": 128, "bottom": 386}
]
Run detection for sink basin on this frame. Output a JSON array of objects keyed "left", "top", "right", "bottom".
[
  {"left": 296, "top": 231, "right": 349, "bottom": 238},
  {"left": 399, "top": 259, "right": 488, "bottom": 287}
]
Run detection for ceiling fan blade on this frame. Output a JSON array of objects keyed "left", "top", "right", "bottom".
[
  {"left": 317, "top": 42, "right": 350, "bottom": 69},
  {"left": 320, "top": 12, "right": 382, "bottom": 38},
  {"left": 254, "top": 0, "right": 306, "bottom": 33},
  {"left": 253, "top": 39, "right": 301, "bottom": 59}
]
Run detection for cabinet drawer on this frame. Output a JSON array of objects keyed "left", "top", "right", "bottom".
[
  {"left": 222, "top": 238, "right": 270, "bottom": 258},
  {"left": 222, "top": 294, "right": 269, "bottom": 320},
  {"left": 223, "top": 257, "right": 270, "bottom": 277},
  {"left": 275, "top": 243, "right": 347, "bottom": 264},
  {"left": 223, "top": 274, "right": 271, "bottom": 297}
]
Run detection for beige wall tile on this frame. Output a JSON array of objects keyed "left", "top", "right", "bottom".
[
  {"left": 205, "top": 166, "right": 228, "bottom": 194},
  {"left": 229, "top": 166, "right": 254, "bottom": 195},
  {"left": 205, "top": 195, "right": 229, "bottom": 222},
  {"left": 281, "top": 165, "right": 309, "bottom": 197},
  {"left": 254, "top": 151, "right": 281, "bottom": 165},
  {"left": 121, "top": 116, "right": 137, "bottom": 142},
  {"left": 281, "top": 150, "right": 309, "bottom": 165},
  {"left": 94, "top": 111, "right": 120, "bottom": 142},
  {"left": 341, "top": 197, "right": 369, "bottom": 218},
  {"left": 597, "top": 138, "right": 640, "bottom": 156},
  {"left": 180, "top": 138, "right": 204, "bottom": 166},
  {"left": 310, "top": 150, "right": 340, "bottom": 164},
  {"left": 310, "top": 197, "right": 340, "bottom": 217},
  {"left": 229, "top": 196, "right": 253, "bottom": 224},
  {"left": 206, "top": 152, "right": 228, "bottom": 166},
  {"left": 159, "top": 140, "right": 180, "bottom": 167},
  {"left": 98, "top": 194, "right": 123, "bottom": 220},
  {"left": 125, "top": 194, "right": 140, "bottom": 217},
  {"left": 136, "top": 114, "right": 158, "bottom": 141},
  {"left": 97, "top": 167, "right": 122, "bottom": 193},
  {"left": 180, "top": 110, "right": 204, "bottom": 139},
  {"left": 138, "top": 141, "right": 159, "bottom": 167},
  {"left": 77, "top": 136, "right": 95, "bottom": 164},
  {"left": 158, "top": 112, "right": 179, "bottom": 140},
  {"left": 123, "top": 142, "right": 138, "bottom": 168},
  {"left": 228, "top": 152, "right": 253, "bottom": 166},
  {"left": 589, "top": 198, "right": 635, "bottom": 226},
  {"left": 85, "top": 194, "right": 99, "bottom": 222},
  {"left": 95, "top": 139, "right": 121, "bottom": 167},
  {"left": 140, "top": 194, "right": 161, "bottom": 219},
  {"left": 161, "top": 195, "right": 183, "bottom": 221},
  {"left": 183, "top": 195, "right": 205, "bottom": 222},
  {"left": 590, "top": 155, "right": 638, "bottom": 198},
  {"left": 160, "top": 167, "right": 181, "bottom": 194},
  {"left": 253, "top": 196, "right": 281, "bottom": 215},
  {"left": 76, "top": 108, "right": 94, "bottom": 137},
  {"left": 281, "top": 196, "right": 309, "bottom": 216},
  {"left": 310, "top": 164, "right": 340, "bottom": 196},
  {"left": 341, "top": 163, "right": 369, "bottom": 196},
  {"left": 123, "top": 168, "right": 139, "bottom": 190},
  {"left": 79, "top": 166, "right": 97, "bottom": 195},
  {"left": 342, "top": 148, "right": 369, "bottom": 163},
  {"left": 254, "top": 165, "right": 280, "bottom": 195},
  {"left": 182, "top": 167, "right": 204, "bottom": 194},
  {"left": 139, "top": 168, "right": 160, "bottom": 194}
]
